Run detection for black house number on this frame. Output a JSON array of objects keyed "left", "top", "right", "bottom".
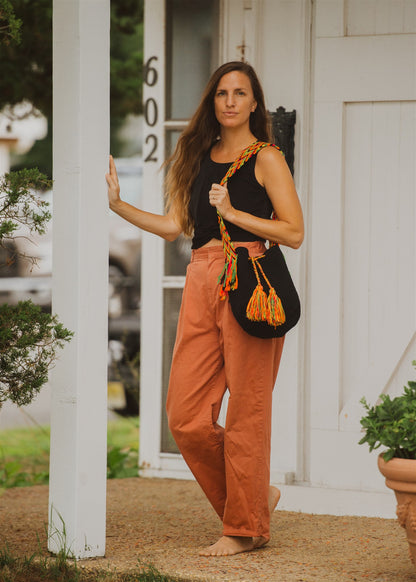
[{"left": 144, "top": 56, "right": 159, "bottom": 163}]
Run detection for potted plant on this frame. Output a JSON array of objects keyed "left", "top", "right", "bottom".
[{"left": 359, "top": 361, "right": 416, "bottom": 568}]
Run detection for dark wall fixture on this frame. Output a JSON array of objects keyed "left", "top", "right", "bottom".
[{"left": 269, "top": 106, "right": 296, "bottom": 176}]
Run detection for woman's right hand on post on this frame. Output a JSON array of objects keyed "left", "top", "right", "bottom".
[
  {"left": 104, "top": 154, "right": 182, "bottom": 241},
  {"left": 105, "top": 155, "right": 121, "bottom": 210}
]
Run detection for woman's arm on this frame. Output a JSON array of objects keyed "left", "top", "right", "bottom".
[
  {"left": 106, "top": 155, "right": 182, "bottom": 242},
  {"left": 209, "top": 147, "right": 304, "bottom": 249}
]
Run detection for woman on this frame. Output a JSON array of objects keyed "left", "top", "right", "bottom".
[{"left": 106, "top": 61, "right": 304, "bottom": 557}]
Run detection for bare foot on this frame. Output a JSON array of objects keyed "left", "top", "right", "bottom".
[
  {"left": 268, "top": 485, "right": 281, "bottom": 514},
  {"left": 199, "top": 535, "right": 254, "bottom": 557},
  {"left": 253, "top": 485, "right": 281, "bottom": 549}
]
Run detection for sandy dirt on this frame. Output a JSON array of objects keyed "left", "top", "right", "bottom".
[{"left": 1, "top": 478, "right": 416, "bottom": 582}]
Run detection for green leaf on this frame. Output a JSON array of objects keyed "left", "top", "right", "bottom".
[
  {"left": 359, "top": 361, "right": 416, "bottom": 460},
  {"left": 0, "top": 300, "right": 73, "bottom": 407}
]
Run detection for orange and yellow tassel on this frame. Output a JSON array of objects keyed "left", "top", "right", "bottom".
[
  {"left": 245, "top": 258, "right": 286, "bottom": 328},
  {"left": 266, "top": 287, "right": 285, "bottom": 327},
  {"left": 246, "top": 283, "right": 268, "bottom": 322}
]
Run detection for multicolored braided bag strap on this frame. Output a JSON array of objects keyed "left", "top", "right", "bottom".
[{"left": 216, "top": 140, "right": 281, "bottom": 300}]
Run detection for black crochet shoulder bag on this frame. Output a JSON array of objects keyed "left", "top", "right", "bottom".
[{"left": 216, "top": 141, "right": 301, "bottom": 338}]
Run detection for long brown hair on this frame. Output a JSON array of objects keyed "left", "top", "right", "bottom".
[{"left": 165, "top": 61, "right": 272, "bottom": 236}]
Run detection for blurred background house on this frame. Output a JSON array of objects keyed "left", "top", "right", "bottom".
[
  {"left": 0, "top": 147, "right": 143, "bottom": 418},
  {"left": 0, "top": 120, "right": 144, "bottom": 421}
]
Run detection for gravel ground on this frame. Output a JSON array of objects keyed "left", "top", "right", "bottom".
[{"left": 1, "top": 478, "right": 415, "bottom": 582}]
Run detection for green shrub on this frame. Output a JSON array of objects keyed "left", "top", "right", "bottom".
[
  {"left": 359, "top": 361, "right": 416, "bottom": 461},
  {"left": 0, "top": 301, "right": 73, "bottom": 407},
  {"left": 0, "top": 168, "right": 73, "bottom": 409}
]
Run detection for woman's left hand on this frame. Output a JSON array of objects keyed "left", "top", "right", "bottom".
[{"left": 209, "top": 183, "right": 234, "bottom": 219}]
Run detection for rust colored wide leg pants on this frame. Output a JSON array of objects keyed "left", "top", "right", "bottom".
[{"left": 166, "top": 242, "right": 284, "bottom": 540}]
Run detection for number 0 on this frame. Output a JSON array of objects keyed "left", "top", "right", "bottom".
[{"left": 145, "top": 98, "right": 158, "bottom": 127}]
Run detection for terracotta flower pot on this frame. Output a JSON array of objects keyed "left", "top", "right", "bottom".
[{"left": 378, "top": 454, "right": 416, "bottom": 568}]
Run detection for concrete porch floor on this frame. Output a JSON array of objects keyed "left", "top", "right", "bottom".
[{"left": 0, "top": 477, "right": 415, "bottom": 582}]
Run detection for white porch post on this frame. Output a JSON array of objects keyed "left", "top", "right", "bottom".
[{"left": 49, "top": 0, "right": 110, "bottom": 558}]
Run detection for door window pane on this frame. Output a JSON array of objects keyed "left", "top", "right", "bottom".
[
  {"left": 161, "top": 287, "right": 183, "bottom": 453},
  {"left": 165, "top": 235, "right": 191, "bottom": 276},
  {"left": 161, "top": 0, "right": 219, "bottom": 457},
  {"left": 166, "top": 0, "right": 219, "bottom": 119},
  {"left": 164, "top": 129, "right": 192, "bottom": 276}
]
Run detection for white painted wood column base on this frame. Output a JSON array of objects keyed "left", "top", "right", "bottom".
[{"left": 49, "top": 0, "right": 110, "bottom": 559}]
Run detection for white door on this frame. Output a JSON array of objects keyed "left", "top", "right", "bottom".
[
  {"left": 308, "top": 0, "right": 416, "bottom": 491},
  {"left": 140, "top": 0, "right": 221, "bottom": 477}
]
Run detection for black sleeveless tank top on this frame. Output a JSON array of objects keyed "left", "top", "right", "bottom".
[{"left": 190, "top": 150, "right": 273, "bottom": 249}]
